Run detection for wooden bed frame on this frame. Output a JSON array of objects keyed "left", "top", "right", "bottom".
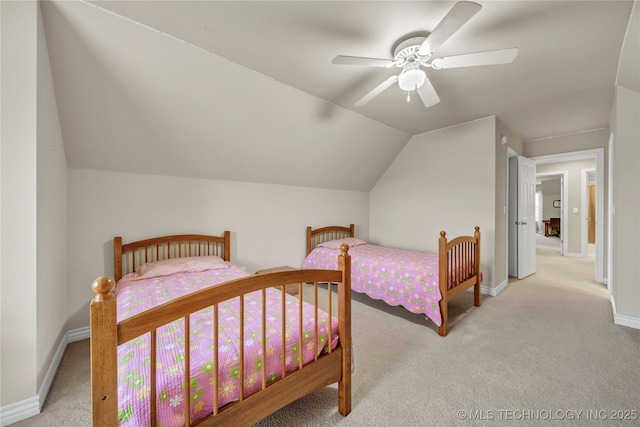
[
  {"left": 306, "top": 224, "right": 481, "bottom": 336},
  {"left": 91, "top": 232, "right": 352, "bottom": 426}
]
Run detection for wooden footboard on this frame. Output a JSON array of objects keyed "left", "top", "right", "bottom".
[
  {"left": 90, "top": 234, "right": 352, "bottom": 426},
  {"left": 305, "top": 224, "right": 481, "bottom": 337},
  {"left": 438, "top": 226, "right": 481, "bottom": 336}
]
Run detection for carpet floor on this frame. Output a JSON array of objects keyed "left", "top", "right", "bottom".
[{"left": 12, "top": 236, "right": 639, "bottom": 426}]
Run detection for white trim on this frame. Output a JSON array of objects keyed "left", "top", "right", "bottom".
[
  {"left": 614, "top": 314, "right": 640, "bottom": 330},
  {"left": 532, "top": 148, "right": 603, "bottom": 164},
  {"left": 0, "top": 327, "right": 89, "bottom": 426},
  {"left": 68, "top": 326, "right": 90, "bottom": 342},
  {"left": 481, "top": 279, "right": 508, "bottom": 297},
  {"left": 611, "top": 295, "right": 640, "bottom": 329},
  {"left": 37, "top": 335, "right": 67, "bottom": 412},
  {"left": 565, "top": 252, "right": 584, "bottom": 258},
  {"left": 607, "top": 132, "right": 614, "bottom": 294},
  {"left": 0, "top": 396, "right": 39, "bottom": 427}
]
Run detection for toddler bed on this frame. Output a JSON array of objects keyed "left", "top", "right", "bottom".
[
  {"left": 303, "top": 225, "right": 481, "bottom": 336},
  {"left": 90, "top": 232, "right": 352, "bottom": 426}
]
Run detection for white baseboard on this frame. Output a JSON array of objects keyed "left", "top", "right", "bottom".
[
  {"left": 615, "top": 314, "right": 640, "bottom": 329},
  {"left": 0, "top": 326, "right": 90, "bottom": 426},
  {"left": 481, "top": 279, "right": 508, "bottom": 297},
  {"left": 565, "top": 251, "right": 584, "bottom": 258},
  {"left": 0, "top": 396, "right": 39, "bottom": 427},
  {"left": 67, "top": 326, "right": 90, "bottom": 342},
  {"left": 610, "top": 295, "right": 640, "bottom": 330}
]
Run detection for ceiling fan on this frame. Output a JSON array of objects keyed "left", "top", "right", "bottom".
[{"left": 332, "top": 1, "right": 518, "bottom": 108}]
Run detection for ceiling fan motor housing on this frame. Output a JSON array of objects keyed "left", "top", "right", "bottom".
[{"left": 392, "top": 36, "right": 430, "bottom": 67}]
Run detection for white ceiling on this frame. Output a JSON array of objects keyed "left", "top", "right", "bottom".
[{"left": 40, "top": 1, "right": 638, "bottom": 191}]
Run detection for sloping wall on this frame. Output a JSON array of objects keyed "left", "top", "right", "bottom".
[
  {"left": 66, "top": 169, "right": 369, "bottom": 330},
  {"left": 369, "top": 117, "right": 497, "bottom": 287},
  {"left": 40, "top": 0, "right": 410, "bottom": 193}
]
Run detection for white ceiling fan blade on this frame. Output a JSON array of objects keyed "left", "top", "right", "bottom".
[
  {"left": 418, "top": 1, "right": 482, "bottom": 57},
  {"left": 432, "top": 48, "right": 519, "bottom": 69},
  {"left": 332, "top": 55, "right": 394, "bottom": 68},
  {"left": 354, "top": 75, "right": 399, "bottom": 107},
  {"left": 416, "top": 76, "right": 440, "bottom": 108}
]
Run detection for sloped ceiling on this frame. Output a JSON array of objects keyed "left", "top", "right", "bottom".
[
  {"left": 40, "top": 1, "right": 637, "bottom": 191},
  {"left": 617, "top": 1, "right": 640, "bottom": 92}
]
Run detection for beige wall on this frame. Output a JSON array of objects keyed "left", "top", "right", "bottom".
[
  {"left": 495, "top": 118, "right": 524, "bottom": 288},
  {"left": 611, "top": 85, "right": 640, "bottom": 321},
  {"left": 36, "top": 3, "right": 68, "bottom": 392},
  {"left": 370, "top": 117, "right": 497, "bottom": 288},
  {"left": 525, "top": 128, "right": 609, "bottom": 157},
  {"left": 1, "top": 0, "right": 39, "bottom": 407},
  {"left": 1, "top": 1, "right": 69, "bottom": 411},
  {"left": 539, "top": 179, "right": 561, "bottom": 221},
  {"left": 66, "top": 169, "right": 369, "bottom": 330}
]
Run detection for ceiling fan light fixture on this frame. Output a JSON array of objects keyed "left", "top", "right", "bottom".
[{"left": 398, "top": 63, "right": 426, "bottom": 91}]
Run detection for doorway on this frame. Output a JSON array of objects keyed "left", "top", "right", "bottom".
[
  {"left": 535, "top": 171, "right": 567, "bottom": 255},
  {"left": 507, "top": 148, "right": 605, "bottom": 283}
]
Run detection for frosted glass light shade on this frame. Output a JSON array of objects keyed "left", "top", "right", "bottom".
[{"left": 398, "top": 67, "right": 426, "bottom": 90}]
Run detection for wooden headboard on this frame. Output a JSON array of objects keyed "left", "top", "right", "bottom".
[
  {"left": 306, "top": 224, "right": 355, "bottom": 256},
  {"left": 114, "top": 232, "right": 231, "bottom": 281}
]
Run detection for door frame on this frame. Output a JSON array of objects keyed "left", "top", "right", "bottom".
[
  {"left": 531, "top": 148, "right": 604, "bottom": 283},
  {"left": 536, "top": 170, "right": 568, "bottom": 256},
  {"left": 582, "top": 168, "right": 596, "bottom": 254}
]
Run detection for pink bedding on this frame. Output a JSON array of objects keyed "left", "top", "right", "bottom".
[
  {"left": 302, "top": 244, "right": 442, "bottom": 327},
  {"left": 116, "top": 265, "right": 339, "bottom": 426}
]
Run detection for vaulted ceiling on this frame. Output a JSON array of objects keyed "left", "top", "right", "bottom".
[{"left": 40, "top": 1, "right": 638, "bottom": 191}]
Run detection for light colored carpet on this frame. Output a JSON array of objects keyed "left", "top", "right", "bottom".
[{"left": 12, "top": 240, "right": 639, "bottom": 426}]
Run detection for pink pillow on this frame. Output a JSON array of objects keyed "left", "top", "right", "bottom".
[
  {"left": 318, "top": 238, "right": 367, "bottom": 250},
  {"left": 134, "top": 256, "right": 229, "bottom": 280}
]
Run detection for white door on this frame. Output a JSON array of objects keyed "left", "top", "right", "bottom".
[{"left": 517, "top": 156, "right": 536, "bottom": 278}]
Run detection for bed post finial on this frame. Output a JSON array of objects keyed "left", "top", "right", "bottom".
[
  {"left": 440, "top": 231, "right": 446, "bottom": 238},
  {"left": 340, "top": 243, "right": 350, "bottom": 256},
  {"left": 92, "top": 276, "right": 116, "bottom": 302}
]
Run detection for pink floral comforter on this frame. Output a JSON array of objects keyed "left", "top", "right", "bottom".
[
  {"left": 302, "top": 244, "right": 442, "bottom": 326},
  {"left": 115, "top": 266, "right": 339, "bottom": 426}
]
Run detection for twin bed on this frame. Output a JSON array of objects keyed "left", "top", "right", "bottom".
[
  {"left": 90, "top": 225, "right": 481, "bottom": 425},
  {"left": 90, "top": 232, "right": 352, "bottom": 426},
  {"left": 303, "top": 224, "right": 482, "bottom": 337}
]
